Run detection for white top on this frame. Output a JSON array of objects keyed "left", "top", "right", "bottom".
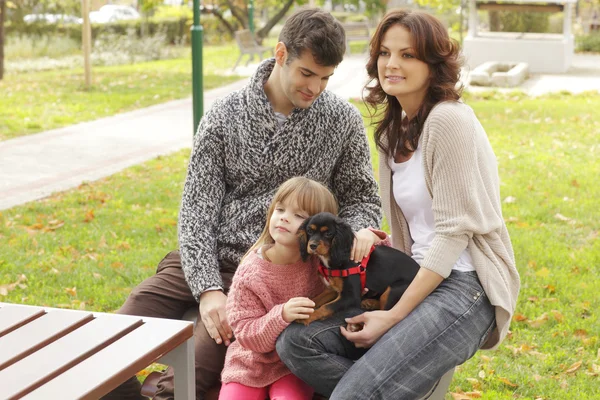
[{"left": 389, "top": 142, "right": 475, "bottom": 272}]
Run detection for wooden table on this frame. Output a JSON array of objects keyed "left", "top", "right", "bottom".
[{"left": 0, "top": 302, "right": 194, "bottom": 399}]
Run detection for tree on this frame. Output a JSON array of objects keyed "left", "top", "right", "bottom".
[
  {"left": 0, "top": 0, "right": 5, "bottom": 80},
  {"left": 204, "top": 0, "right": 302, "bottom": 42},
  {"left": 206, "top": 0, "right": 386, "bottom": 43}
]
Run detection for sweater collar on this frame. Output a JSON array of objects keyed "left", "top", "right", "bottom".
[{"left": 246, "top": 58, "right": 319, "bottom": 118}]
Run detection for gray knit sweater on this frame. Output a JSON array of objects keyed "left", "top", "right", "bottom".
[{"left": 178, "top": 59, "right": 382, "bottom": 300}]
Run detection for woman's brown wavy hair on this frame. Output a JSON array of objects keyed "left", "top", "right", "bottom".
[{"left": 365, "top": 9, "right": 463, "bottom": 158}]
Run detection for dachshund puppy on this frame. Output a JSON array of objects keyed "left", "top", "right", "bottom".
[{"left": 296, "top": 212, "right": 420, "bottom": 330}]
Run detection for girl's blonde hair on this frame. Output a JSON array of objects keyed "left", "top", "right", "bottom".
[{"left": 243, "top": 177, "right": 338, "bottom": 260}]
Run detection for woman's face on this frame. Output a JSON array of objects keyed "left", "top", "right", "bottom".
[{"left": 377, "top": 24, "right": 430, "bottom": 111}]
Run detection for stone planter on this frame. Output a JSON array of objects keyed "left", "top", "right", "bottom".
[{"left": 469, "top": 61, "right": 529, "bottom": 87}]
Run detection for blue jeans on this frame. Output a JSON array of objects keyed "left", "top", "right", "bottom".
[{"left": 276, "top": 270, "right": 496, "bottom": 399}]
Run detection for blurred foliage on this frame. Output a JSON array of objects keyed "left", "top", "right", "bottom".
[{"left": 577, "top": 32, "right": 600, "bottom": 52}]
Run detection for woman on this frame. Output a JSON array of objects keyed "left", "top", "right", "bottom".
[{"left": 276, "top": 9, "right": 520, "bottom": 399}]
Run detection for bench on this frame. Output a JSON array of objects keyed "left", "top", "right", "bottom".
[
  {"left": 0, "top": 302, "right": 195, "bottom": 399},
  {"left": 233, "top": 29, "right": 273, "bottom": 71},
  {"left": 342, "top": 22, "right": 371, "bottom": 54}
]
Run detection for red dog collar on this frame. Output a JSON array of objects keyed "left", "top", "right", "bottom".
[{"left": 318, "top": 246, "right": 375, "bottom": 292}]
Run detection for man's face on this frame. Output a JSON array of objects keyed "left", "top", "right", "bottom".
[{"left": 278, "top": 49, "right": 336, "bottom": 110}]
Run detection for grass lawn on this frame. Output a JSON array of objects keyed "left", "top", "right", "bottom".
[
  {"left": 0, "top": 43, "right": 245, "bottom": 142},
  {"left": 1, "top": 92, "right": 599, "bottom": 399}
]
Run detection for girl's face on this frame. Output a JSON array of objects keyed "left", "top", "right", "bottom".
[
  {"left": 377, "top": 24, "right": 430, "bottom": 113},
  {"left": 269, "top": 199, "right": 309, "bottom": 249}
]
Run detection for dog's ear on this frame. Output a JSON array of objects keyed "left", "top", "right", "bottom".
[
  {"left": 297, "top": 217, "right": 311, "bottom": 261},
  {"left": 330, "top": 217, "right": 355, "bottom": 266}
]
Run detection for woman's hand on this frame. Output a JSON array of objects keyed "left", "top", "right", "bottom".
[
  {"left": 282, "top": 297, "right": 315, "bottom": 323},
  {"left": 351, "top": 228, "right": 382, "bottom": 262},
  {"left": 340, "top": 310, "right": 399, "bottom": 348}
]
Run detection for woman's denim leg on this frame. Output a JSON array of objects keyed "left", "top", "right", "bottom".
[
  {"left": 277, "top": 271, "right": 496, "bottom": 399},
  {"left": 276, "top": 308, "right": 366, "bottom": 396},
  {"left": 330, "top": 271, "right": 496, "bottom": 400}
]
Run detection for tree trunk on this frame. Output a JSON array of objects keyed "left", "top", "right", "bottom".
[
  {"left": 225, "top": 0, "right": 248, "bottom": 29},
  {"left": 0, "top": 0, "right": 5, "bottom": 80},
  {"left": 210, "top": 7, "right": 237, "bottom": 37},
  {"left": 255, "top": 0, "right": 295, "bottom": 42}
]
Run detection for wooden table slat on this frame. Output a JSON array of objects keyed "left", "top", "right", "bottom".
[
  {"left": 23, "top": 318, "right": 193, "bottom": 400},
  {"left": 0, "top": 305, "right": 45, "bottom": 337},
  {"left": 0, "top": 307, "right": 93, "bottom": 370},
  {"left": 0, "top": 313, "right": 144, "bottom": 399}
]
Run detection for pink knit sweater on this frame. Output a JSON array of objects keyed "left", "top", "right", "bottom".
[{"left": 221, "top": 249, "right": 326, "bottom": 387}]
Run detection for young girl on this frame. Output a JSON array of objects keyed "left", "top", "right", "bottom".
[
  {"left": 218, "top": 177, "right": 338, "bottom": 400},
  {"left": 277, "top": 10, "right": 521, "bottom": 399}
]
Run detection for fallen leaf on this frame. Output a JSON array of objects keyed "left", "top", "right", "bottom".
[
  {"left": 451, "top": 393, "right": 471, "bottom": 400},
  {"left": 111, "top": 262, "right": 124, "bottom": 269},
  {"left": 466, "top": 378, "right": 480, "bottom": 389},
  {"left": 528, "top": 296, "right": 539, "bottom": 302},
  {"left": 503, "top": 196, "right": 517, "bottom": 203},
  {"left": 478, "top": 370, "right": 486, "bottom": 379},
  {"left": 554, "top": 213, "right": 571, "bottom": 222},
  {"left": 64, "top": 287, "right": 77, "bottom": 297},
  {"left": 0, "top": 275, "right": 27, "bottom": 296},
  {"left": 528, "top": 313, "right": 549, "bottom": 328},
  {"left": 551, "top": 310, "right": 564, "bottom": 323},
  {"left": 84, "top": 209, "right": 95, "bottom": 223},
  {"left": 513, "top": 313, "right": 528, "bottom": 322},
  {"left": 543, "top": 284, "right": 555, "bottom": 293},
  {"left": 565, "top": 361, "right": 582, "bottom": 374},
  {"left": 571, "top": 179, "right": 580, "bottom": 187},
  {"left": 498, "top": 377, "right": 518, "bottom": 387},
  {"left": 574, "top": 329, "right": 588, "bottom": 338},
  {"left": 464, "top": 391, "right": 482, "bottom": 398}
]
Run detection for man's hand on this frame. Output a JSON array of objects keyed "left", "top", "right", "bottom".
[
  {"left": 340, "top": 310, "right": 397, "bottom": 348},
  {"left": 282, "top": 297, "right": 315, "bottom": 323},
  {"left": 351, "top": 228, "right": 382, "bottom": 262},
  {"left": 199, "top": 290, "right": 232, "bottom": 346}
]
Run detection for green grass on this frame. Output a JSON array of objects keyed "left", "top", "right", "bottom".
[
  {"left": 0, "top": 43, "right": 248, "bottom": 141},
  {"left": 1, "top": 92, "right": 599, "bottom": 398}
]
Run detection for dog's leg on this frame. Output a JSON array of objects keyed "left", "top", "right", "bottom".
[
  {"left": 298, "top": 277, "right": 344, "bottom": 325},
  {"left": 311, "top": 286, "right": 339, "bottom": 309},
  {"left": 381, "top": 283, "right": 410, "bottom": 310}
]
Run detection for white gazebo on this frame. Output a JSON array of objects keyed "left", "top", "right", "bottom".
[{"left": 463, "top": 0, "right": 576, "bottom": 73}]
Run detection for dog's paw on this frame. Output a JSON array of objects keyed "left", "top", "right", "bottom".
[
  {"left": 360, "top": 298, "right": 380, "bottom": 310},
  {"left": 346, "top": 322, "right": 364, "bottom": 332}
]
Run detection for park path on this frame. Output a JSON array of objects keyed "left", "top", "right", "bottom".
[{"left": 1, "top": 54, "right": 599, "bottom": 211}]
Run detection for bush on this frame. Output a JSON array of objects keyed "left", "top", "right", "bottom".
[
  {"left": 498, "top": 11, "right": 550, "bottom": 33},
  {"left": 576, "top": 33, "right": 600, "bottom": 52},
  {"left": 5, "top": 15, "right": 234, "bottom": 46}
]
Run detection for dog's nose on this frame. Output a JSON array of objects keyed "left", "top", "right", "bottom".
[{"left": 309, "top": 243, "right": 318, "bottom": 250}]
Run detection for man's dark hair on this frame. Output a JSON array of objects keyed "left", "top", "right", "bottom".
[{"left": 278, "top": 8, "right": 346, "bottom": 67}]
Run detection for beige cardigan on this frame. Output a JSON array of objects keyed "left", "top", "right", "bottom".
[{"left": 379, "top": 101, "right": 520, "bottom": 349}]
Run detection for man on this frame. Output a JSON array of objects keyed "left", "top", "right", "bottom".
[{"left": 105, "top": 8, "right": 381, "bottom": 400}]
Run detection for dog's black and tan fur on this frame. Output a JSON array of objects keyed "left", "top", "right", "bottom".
[{"left": 297, "top": 212, "right": 420, "bottom": 329}]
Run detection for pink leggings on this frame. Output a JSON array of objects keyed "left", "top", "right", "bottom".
[{"left": 219, "top": 374, "right": 314, "bottom": 400}]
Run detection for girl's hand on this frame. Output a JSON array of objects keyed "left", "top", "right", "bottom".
[
  {"left": 282, "top": 297, "right": 315, "bottom": 323},
  {"left": 351, "top": 228, "right": 382, "bottom": 262},
  {"left": 340, "top": 310, "right": 398, "bottom": 348}
]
